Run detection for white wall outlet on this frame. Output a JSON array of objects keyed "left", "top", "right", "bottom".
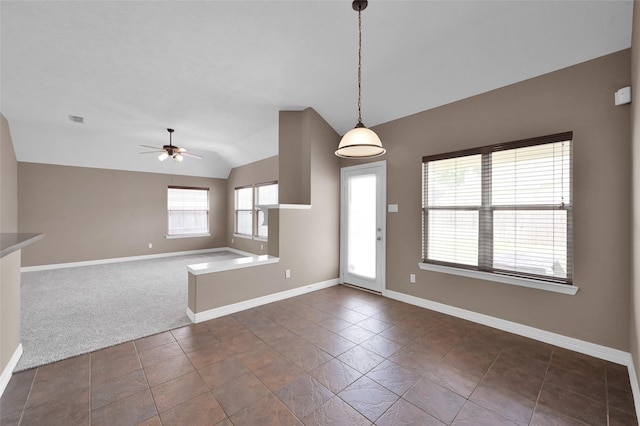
[
  {"left": 285, "top": 269, "right": 291, "bottom": 278},
  {"left": 388, "top": 204, "right": 399, "bottom": 213},
  {"left": 261, "top": 244, "right": 264, "bottom": 250},
  {"left": 231, "top": 238, "right": 234, "bottom": 243},
  {"left": 615, "top": 86, "right": 631, "bottom": 106},
  {"left": 410, "top": 273, "right": 416, "bottom": 283},
  {"left": 148, "top": 243, "right": 153, "bottom": 249}
]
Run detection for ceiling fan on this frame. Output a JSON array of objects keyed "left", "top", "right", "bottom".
[{"left": 140, "top": 128, "right": 203, "bottom": 162}]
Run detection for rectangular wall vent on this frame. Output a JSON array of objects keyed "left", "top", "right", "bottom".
[{"left": 68, "top": 115, "right": 84, "bottom": 124}]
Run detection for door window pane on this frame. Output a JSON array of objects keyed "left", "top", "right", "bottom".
[{"left": 347, "top": 174, "right": 377, "bottom": 279}]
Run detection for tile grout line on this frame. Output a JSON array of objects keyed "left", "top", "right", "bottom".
[
  {"left": 16, "top": 367, "right": 38, "bottom": 426},
  {"left": 529, "top": 346, "right": 554, "bottom": 426},
  {"left": 132, "top": 339, "right": 160, "bottom": 424}
]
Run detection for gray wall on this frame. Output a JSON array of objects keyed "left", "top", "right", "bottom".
[
  {"left": 191, "top": 108, "right": 341, "bottom": 313},
  {"left": 364, "top": 49, "right": 631, "bottom": 350},
  {"left": 0, "top": 114, "right": 21, "bottom": 377},
  {"left": 18, "top": 163, "right": 228, "bottom": 266}
]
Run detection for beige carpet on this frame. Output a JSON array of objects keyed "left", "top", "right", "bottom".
[{"left": 17, "top": 250, "right": 243, "bottom": 371}]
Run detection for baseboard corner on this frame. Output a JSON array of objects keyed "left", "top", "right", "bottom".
[{"left": 0, "top": 344, "right": 23, "bottom": 398}]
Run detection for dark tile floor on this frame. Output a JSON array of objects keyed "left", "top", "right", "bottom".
[{"left": 1, "top": 285, "right": 637, "bottom": 425}]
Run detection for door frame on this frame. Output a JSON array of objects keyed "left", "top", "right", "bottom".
[{"left": 340, "top": 160, "right": 387, "bottom": 293}]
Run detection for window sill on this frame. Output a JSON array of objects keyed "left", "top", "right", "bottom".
[
  {"left": 233, "top": 233, "right": 268, "bottom": 242},
  {"left": 166, "top": 233, "right": 211, "bottom": 239},
  {"left": 418, "top": 263, "right": 578, "bottom": 295}
]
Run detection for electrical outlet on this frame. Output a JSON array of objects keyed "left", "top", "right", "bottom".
[
  {"left": 261, "top": 244, "right": 264, "bottom": 250},
  {"left": 410, "top": 274, "right": 416, "bottom": 283},
  {"left": 285, "top": 269, "right": 291, "bottom": 278},
  {"left": 231, "top": 238, "right": 234, "bottom": 243},
  {"left": 148, "top": 243, "right": 153, "bottom": 249}
]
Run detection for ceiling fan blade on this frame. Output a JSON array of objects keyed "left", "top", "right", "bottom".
[
  {"left": 140, "top": 144, "right": 163, "bottom": 150},
  {"left": 140, "top": 151, "right": 164, "bottom": 154},
  {"left": 182, "top": 152, "right": 203, "bottom": 160}
]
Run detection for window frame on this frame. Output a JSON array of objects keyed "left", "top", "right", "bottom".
[
  {"left": 167, "top": 185, "right": 210, "bottom": 238},
  {"left": 422, "top": 132, "right": 573, "bottom": 287},
  {"left": 234, "top": 181, "right": 278, "bottom": 240}
]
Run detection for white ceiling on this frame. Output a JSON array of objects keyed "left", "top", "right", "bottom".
[{"left": 1, "top": 1, "right": 633, "bottom": 179}]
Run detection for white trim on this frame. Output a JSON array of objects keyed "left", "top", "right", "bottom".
[
  {"left": 383, "top": 289, "right": 629, "bottom": 365},
  {"left": 225, "top": 248, "right": 258, "bottom": 257},
  {"left": 21, "top": 247, "right": 247, "bottom": 272},
  {"left": 188, "top": 278, "right": 339, "bottom": 323},
  {"left": 387, "top": 287, "right": 640, "bottom": 419},
  {"left": 165, "top": 233, "right": 211, "bottom": 239},
  {"left": 278, "top": 204, "right": 312, "bottom": 209},
  {"left": 628, "top": 356, "right": 640, "bottom": 421},
  {"left": 233, "top": 233, "right": 253, "bottom": 240},
  {"left": 419, "top": 263, "right": 578, "bottom": 295},
  {"left": 0, "top": 344, "right": 23, "bottom": 398}
]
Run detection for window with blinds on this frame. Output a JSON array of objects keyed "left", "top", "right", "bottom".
[
  {"left": 167, "top": 186, "right": 209, "bottom": 236},
  {"left": 422, "top": 132, "right": 573, "bottom": 285},
  {"left": 234, "top": 181, "right": 278, "bottom": 238},
  {"left": 256, "top": 182, "right": 278, "bottom": 238},
  {"left": 235, "top": 186, "right": 254, "bottom": 236}
]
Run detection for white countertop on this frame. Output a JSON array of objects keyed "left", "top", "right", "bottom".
[{"left": 187, "top": 254, "right": 279, "bottom": 275}]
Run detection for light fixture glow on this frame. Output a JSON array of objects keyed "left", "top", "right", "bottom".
[
  {"left": 173, "top": 153, "right": 183, "bottom": 162},
  {"left": 158, "top": 152, "right": 169, "bottom": 161},
  {"left": 336, "top": 0, "right": 385, "bottom": 159}
]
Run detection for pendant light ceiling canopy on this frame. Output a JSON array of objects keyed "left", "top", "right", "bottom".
[{"left": 336, "top": 0, "right": 386, "bottom": 159}]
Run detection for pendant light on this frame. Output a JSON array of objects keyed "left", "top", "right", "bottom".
[{"left": 336, "top": 0, "right": 385, "bottom": 158}]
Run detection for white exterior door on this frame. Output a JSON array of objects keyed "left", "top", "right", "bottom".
[{"left": 340, "top": 161, "right": 386, "bottom": 292}]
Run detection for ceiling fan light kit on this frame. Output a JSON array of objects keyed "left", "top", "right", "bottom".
[
  {"left": 335, "top": 0, "right": 386, "bottom": 159},
  {"left": 140, "top": 128, "right": 202, "bottom": 162}
]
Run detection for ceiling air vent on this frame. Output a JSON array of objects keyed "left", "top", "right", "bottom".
[{"left": 68, "top": 115, "right": 84, "bottom": 124}]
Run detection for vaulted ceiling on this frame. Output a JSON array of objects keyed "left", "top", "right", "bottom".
[{"left": 1, "top": 1, "right": 633, "bottom": 178}]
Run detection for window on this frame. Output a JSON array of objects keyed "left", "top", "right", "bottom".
[
  {"left": 255, "top": 182, "right": 278, "bottom": 238},
  {"left": 167, "top": 186, "right": 209, "bottom": 236},
  {"left": 422, "top": 132, "right": 572, "bottom": 285},
  {"left": 234, "top": 182, "right": 278, "bottom": 239}
]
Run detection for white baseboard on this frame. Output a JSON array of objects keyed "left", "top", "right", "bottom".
[
  {"left": 628, "top": 355, "right": 640, "bottom": 421},
  {"left": 188, "top": 278, "right": 339, "bottom": 323},
  {"left": 21, "top": 247, "right": 250, "bottom": 272},
  {"left": 0, "top": 344, "right": 23, "bottom": 398},
  {"left": 383, "top": 289, "right": 630, "bottom": 365},
  {"left": 383, "top": 289, "right": 640, "bottom": 420}
]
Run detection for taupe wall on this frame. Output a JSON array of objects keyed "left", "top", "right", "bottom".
[
  {"left": 1, "top": 114, "right": 18, "bottom": 232},
  {"left": 371, "top": 49, "right": 632, "bottom": 350},
  {"left": 226, "top": 156, "right": 278, "bottom": 255},
  {"left": 18, "top": 163, "right": 227, "bottom": 266},
  {"left": 630, "top": 0, "right": 640, "bottom": 389},
  {"left": 278, "top": 111, "right": 311, "bottom": 205},
  {"left": 191, "top": 108, "right": 341, "bottom": 313},
  {"left": 0, "top": 114, "right": 21, "bottom": 377}
]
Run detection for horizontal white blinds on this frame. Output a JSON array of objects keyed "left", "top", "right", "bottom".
[
  {"left": 422, "top": 132, "right": 572, "bottom": 285},
  {"left": 256, "top": 183, "right": 278, "bottom": 238},
  {"left": 168, "top": 187, "right": 209, "bottom": 235},
  {"left": 235, "top": 187, "right": 253, "bottom": 236}
]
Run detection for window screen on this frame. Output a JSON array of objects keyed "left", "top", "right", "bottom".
[
  {"left": 422, "top": 132, "right": 572, "bottom": 285},
  {"left": 167, "top": 187, "right": 209, "bottom": 235}
]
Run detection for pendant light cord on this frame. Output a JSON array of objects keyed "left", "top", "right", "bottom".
[{"left": 357, "top": 7, "right": 363, "bottom": 125}]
